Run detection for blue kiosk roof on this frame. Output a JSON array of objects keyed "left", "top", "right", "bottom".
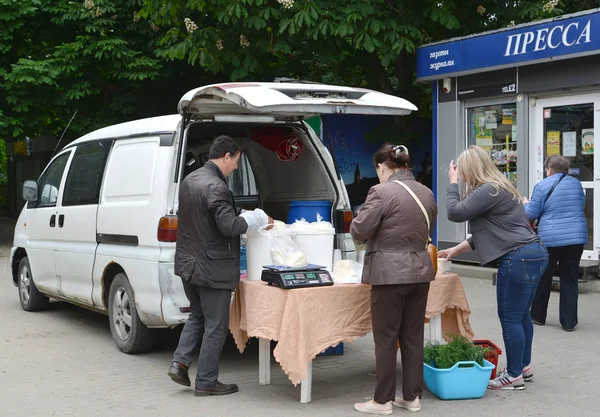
[{"left": 416, "top": 8, "right": 600, "bottom": 81}]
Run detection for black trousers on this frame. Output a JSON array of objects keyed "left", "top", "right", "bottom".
[
  {"left": 530, "top": 244, "right": 583, "bottom": 330},
  {"left": 371, "top": 283, "right": 430, "bottom": 404},
  {"left": 172, "top": 279, "right": 232, "bottom": 389}
]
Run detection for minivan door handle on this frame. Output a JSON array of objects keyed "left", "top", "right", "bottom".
[
  {"left": 49, "top": 215, "right": 56, "bottom": 227},
  {"left": 58, "top": 214, "right": 65, "bottom": 228}
]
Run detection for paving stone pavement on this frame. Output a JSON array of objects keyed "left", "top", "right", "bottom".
[{"left": 1, "top": 239, "right": 599, "bottom": 417}]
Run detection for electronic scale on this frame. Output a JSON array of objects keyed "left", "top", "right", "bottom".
[{"left": 261, "top": 264, "right": 334, "bottom": 289}]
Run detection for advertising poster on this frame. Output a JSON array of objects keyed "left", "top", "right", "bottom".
[
  {"left": 474, "top": 112, "right": 493, "bottom": 152},
  {"left": 320, "top": 115, "right": 432, "bottom": 207},
  {"left": 546, "top": 131, "right": 560, "bottom": 156},
  {"left": 582, "top": 128, "right": 594, "bottom": 154},
  {"left": 562, "top": 131, "right": 577, "bottom": 157}
]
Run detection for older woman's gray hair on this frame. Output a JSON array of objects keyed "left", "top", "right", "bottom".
[{"left": 545, "top": 155, "right": 570, "bottom": 174}]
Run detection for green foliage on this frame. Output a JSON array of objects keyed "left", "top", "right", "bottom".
[
  {"left": 0, "top": 137, "right": 7, "bottom": 213},
  {"left": 0, "top": 138, "right": 7, "bottom": 185},
  {"left": 0, "top": 0, "right": 175, "bottom": 142},
  {"left": 138, "top": 0, "right": 468, "bottom": 91},
  {"left": 424, "top": 335, "right": 488, "bottom": 369},
  {"left": 0, "top": 0, "right": 589, "bottom": 147},
  {"left": 137, "top": 0, "right": 583, "bottom": 120}
]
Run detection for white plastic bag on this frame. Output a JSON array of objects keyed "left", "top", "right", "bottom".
[
  {"left": 259, "top": 225, "right": 307, "bottom": 268},
  {"left": 290, "top": 213, "right": 334, "bottom": 232},
  {"left": 331, "top": 260, "right": 363, "bottom": 284}
]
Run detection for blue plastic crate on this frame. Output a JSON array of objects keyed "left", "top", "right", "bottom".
[
  {"left": 287, "top": 200, "right": 333, "bottom": 223},
  {"left": 424, "top": 359, "right": 495, "bottom": 400},
  {"left": 318, "top": 343, "right": 344, "bottom": 356}
]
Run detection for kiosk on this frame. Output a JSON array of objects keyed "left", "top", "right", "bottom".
[{"left": 417, "top": 9, "right": 600, "bottom": 269}]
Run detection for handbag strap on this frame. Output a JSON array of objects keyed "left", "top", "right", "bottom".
[
  {"left": 533, "top": 174, "right": 567, "bottom": 228},
  {"left": 544, "top": 173, "right": 566, "bottom": 203},
  {"left": 393, "top": 180, "right": 431, "bottom": 247}
]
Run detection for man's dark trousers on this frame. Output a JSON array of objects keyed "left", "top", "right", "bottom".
[{"left": 172, "top": 278, "right": 232, "bottom": 389}]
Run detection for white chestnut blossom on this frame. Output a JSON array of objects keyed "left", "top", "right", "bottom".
[
  {"left": 543, "top": 0, "right": 559, "bottom": 13},
  {"left": 184, "top": 17, "right": 198, "bottom": 33},
  {"left": 277, "top": 0, "right": 294, "bottom": 10}
]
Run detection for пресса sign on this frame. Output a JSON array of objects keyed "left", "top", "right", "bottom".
[{"left": 416, "top": 10, "right": 600, "bottom": 81}]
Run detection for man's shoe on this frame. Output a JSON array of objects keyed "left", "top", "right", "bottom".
[
  {"left": 168, "top": 362, "right": 191, "bottom": 387},
  {"left": 393, "top": 396, "right": 421, "bottom": 412},
  {"left": 523, "top": 365, "right": 534, "bottom": 382},
  {"left": 487, "top": 369, "right": 525, "bottom": 390},
  {"left": 532, "top": 319, "right": 545, "bottom": 326},
  {"left": 353, "top": 400, "right": 392, "bottom": 415},
  {"left": 194, "top": 381, "right": 239, "bottom": 397}
]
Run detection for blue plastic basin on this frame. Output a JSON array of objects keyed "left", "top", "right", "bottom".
[{"left": 423, "top": 359, "right": 495, "bottom": 400}]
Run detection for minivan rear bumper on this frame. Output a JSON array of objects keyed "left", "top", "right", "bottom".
[
  {"left": 158, "top": 261, "right": 190, "bottom": 326},
  {"left": 9, "top": 246, "right": 18, "bottom": 287}
]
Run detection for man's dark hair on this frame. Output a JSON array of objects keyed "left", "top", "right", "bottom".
[{"left": 208, "top": 135, "right": 241, "bottom": 159}]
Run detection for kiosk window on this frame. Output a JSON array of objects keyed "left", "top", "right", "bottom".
[{"left": 467, "top": 103, "right": 518, "bottom": 188}]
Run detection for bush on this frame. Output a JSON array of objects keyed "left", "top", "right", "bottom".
[{"left": 424, "top": 335, "right": 488, "bottom": 369}]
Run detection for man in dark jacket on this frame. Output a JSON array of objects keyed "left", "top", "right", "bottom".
[{"left": 167, "top": 135, "right": 271, "bottom": 396}]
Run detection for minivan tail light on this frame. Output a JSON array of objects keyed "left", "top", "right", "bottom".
[
  {"left": 334, "top": 210, "right": 353, "bottom": 234},
  {"left": 158, "top": 216, "right": 178, "bottom": 242}
]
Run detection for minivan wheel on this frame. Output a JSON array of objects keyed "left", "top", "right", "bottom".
[
  {"left": 108, "top": 273, "right": 156, "bottom": 354},
  {"left": 18, "top": 257, "right": 50, "bottom": 312}
]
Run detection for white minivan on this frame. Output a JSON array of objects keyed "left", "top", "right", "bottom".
[{"left": 10, "top": 82, "right": 417, "bottom": 353}]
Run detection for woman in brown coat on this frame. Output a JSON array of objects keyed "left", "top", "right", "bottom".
[{"left": 351, "top": 144, "right": 438, "bottom": 415}]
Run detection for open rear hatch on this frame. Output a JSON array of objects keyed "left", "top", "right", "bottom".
[
  {"left": 178, "top": 82, "right": 418, "bottom": 120},
  {"left": 174, "top": 82, "right": 419, "bottom": 253}
]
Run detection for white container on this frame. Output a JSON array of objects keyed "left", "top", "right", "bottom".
[
  {"left": 292, "top": 228, "right": 335, "bottom": 272},
  {"left": 245, "top": 229, "right": 299, "bottom": 280},
  {"left": 438, "top": 258, "right": 452, "bottom": 273},
  {"left": 245, "top": 232, "right": 273, "bottom": 281}
]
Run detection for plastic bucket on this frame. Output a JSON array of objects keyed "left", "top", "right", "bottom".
[
  {"left": 287, "top": 200, "right": 333, "bottom": 223},
  {"left": 245, "top": 232, "right": 273, "bottom": 281},
  {"left": 292, "top": 228, "right": 335, "bottom": 272},
  {"left": 245, "top": 229, "right": 298, "bottom": 280}
]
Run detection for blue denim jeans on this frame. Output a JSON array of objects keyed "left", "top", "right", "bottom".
[{"left": 496, "top": 241, "right": 549, "bottom": 377}]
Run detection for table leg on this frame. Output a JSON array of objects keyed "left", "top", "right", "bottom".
[
  {"left": 259, "top": 338, "right": 271, "bottom": 386},
  {"left": 300, "top": 361, "right": 313, "bottom": 403},
  {"left": 429, "top": 314, "right": 443, "bottom": 343}
]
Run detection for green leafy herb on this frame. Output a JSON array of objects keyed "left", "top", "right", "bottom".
[{"left": 424, "top": 335, "right": 489, "bottom": 369}]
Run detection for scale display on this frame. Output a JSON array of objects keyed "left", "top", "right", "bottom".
[{"left": 261, "top": 265, "right": 334, "bottom": 289}]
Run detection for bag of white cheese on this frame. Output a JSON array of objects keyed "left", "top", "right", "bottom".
[{"left": 259, "top": 225, "right": 307, "bottom": 268}]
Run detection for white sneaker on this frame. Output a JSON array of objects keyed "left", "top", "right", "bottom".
[
  {"left": 523, "top": 365, "right": 534, "bottom": 382},
  {"left": 354, "top": 400, "right": 393, "bottom": 415},
  {"left": 393, "top": 397, "right": 421, "bottom": 412},
  {"left": 487, "top": 369, "right": 525, "bottom": 390}
]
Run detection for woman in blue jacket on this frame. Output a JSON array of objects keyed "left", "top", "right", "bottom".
[{"left": 524, "top": 155, "right": 587, "bottom": 332}]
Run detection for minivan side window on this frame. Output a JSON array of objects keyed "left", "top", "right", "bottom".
[
  {"left": 62, "top": 141, "right": 112, "bottom": 206},
  {"left": 35, "top": 152, "right": 71, "bottom": 208}
]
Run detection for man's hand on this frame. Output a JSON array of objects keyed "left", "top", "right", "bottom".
[{"left": 522, "top": 196, "right": 530, "bottom": 204}]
